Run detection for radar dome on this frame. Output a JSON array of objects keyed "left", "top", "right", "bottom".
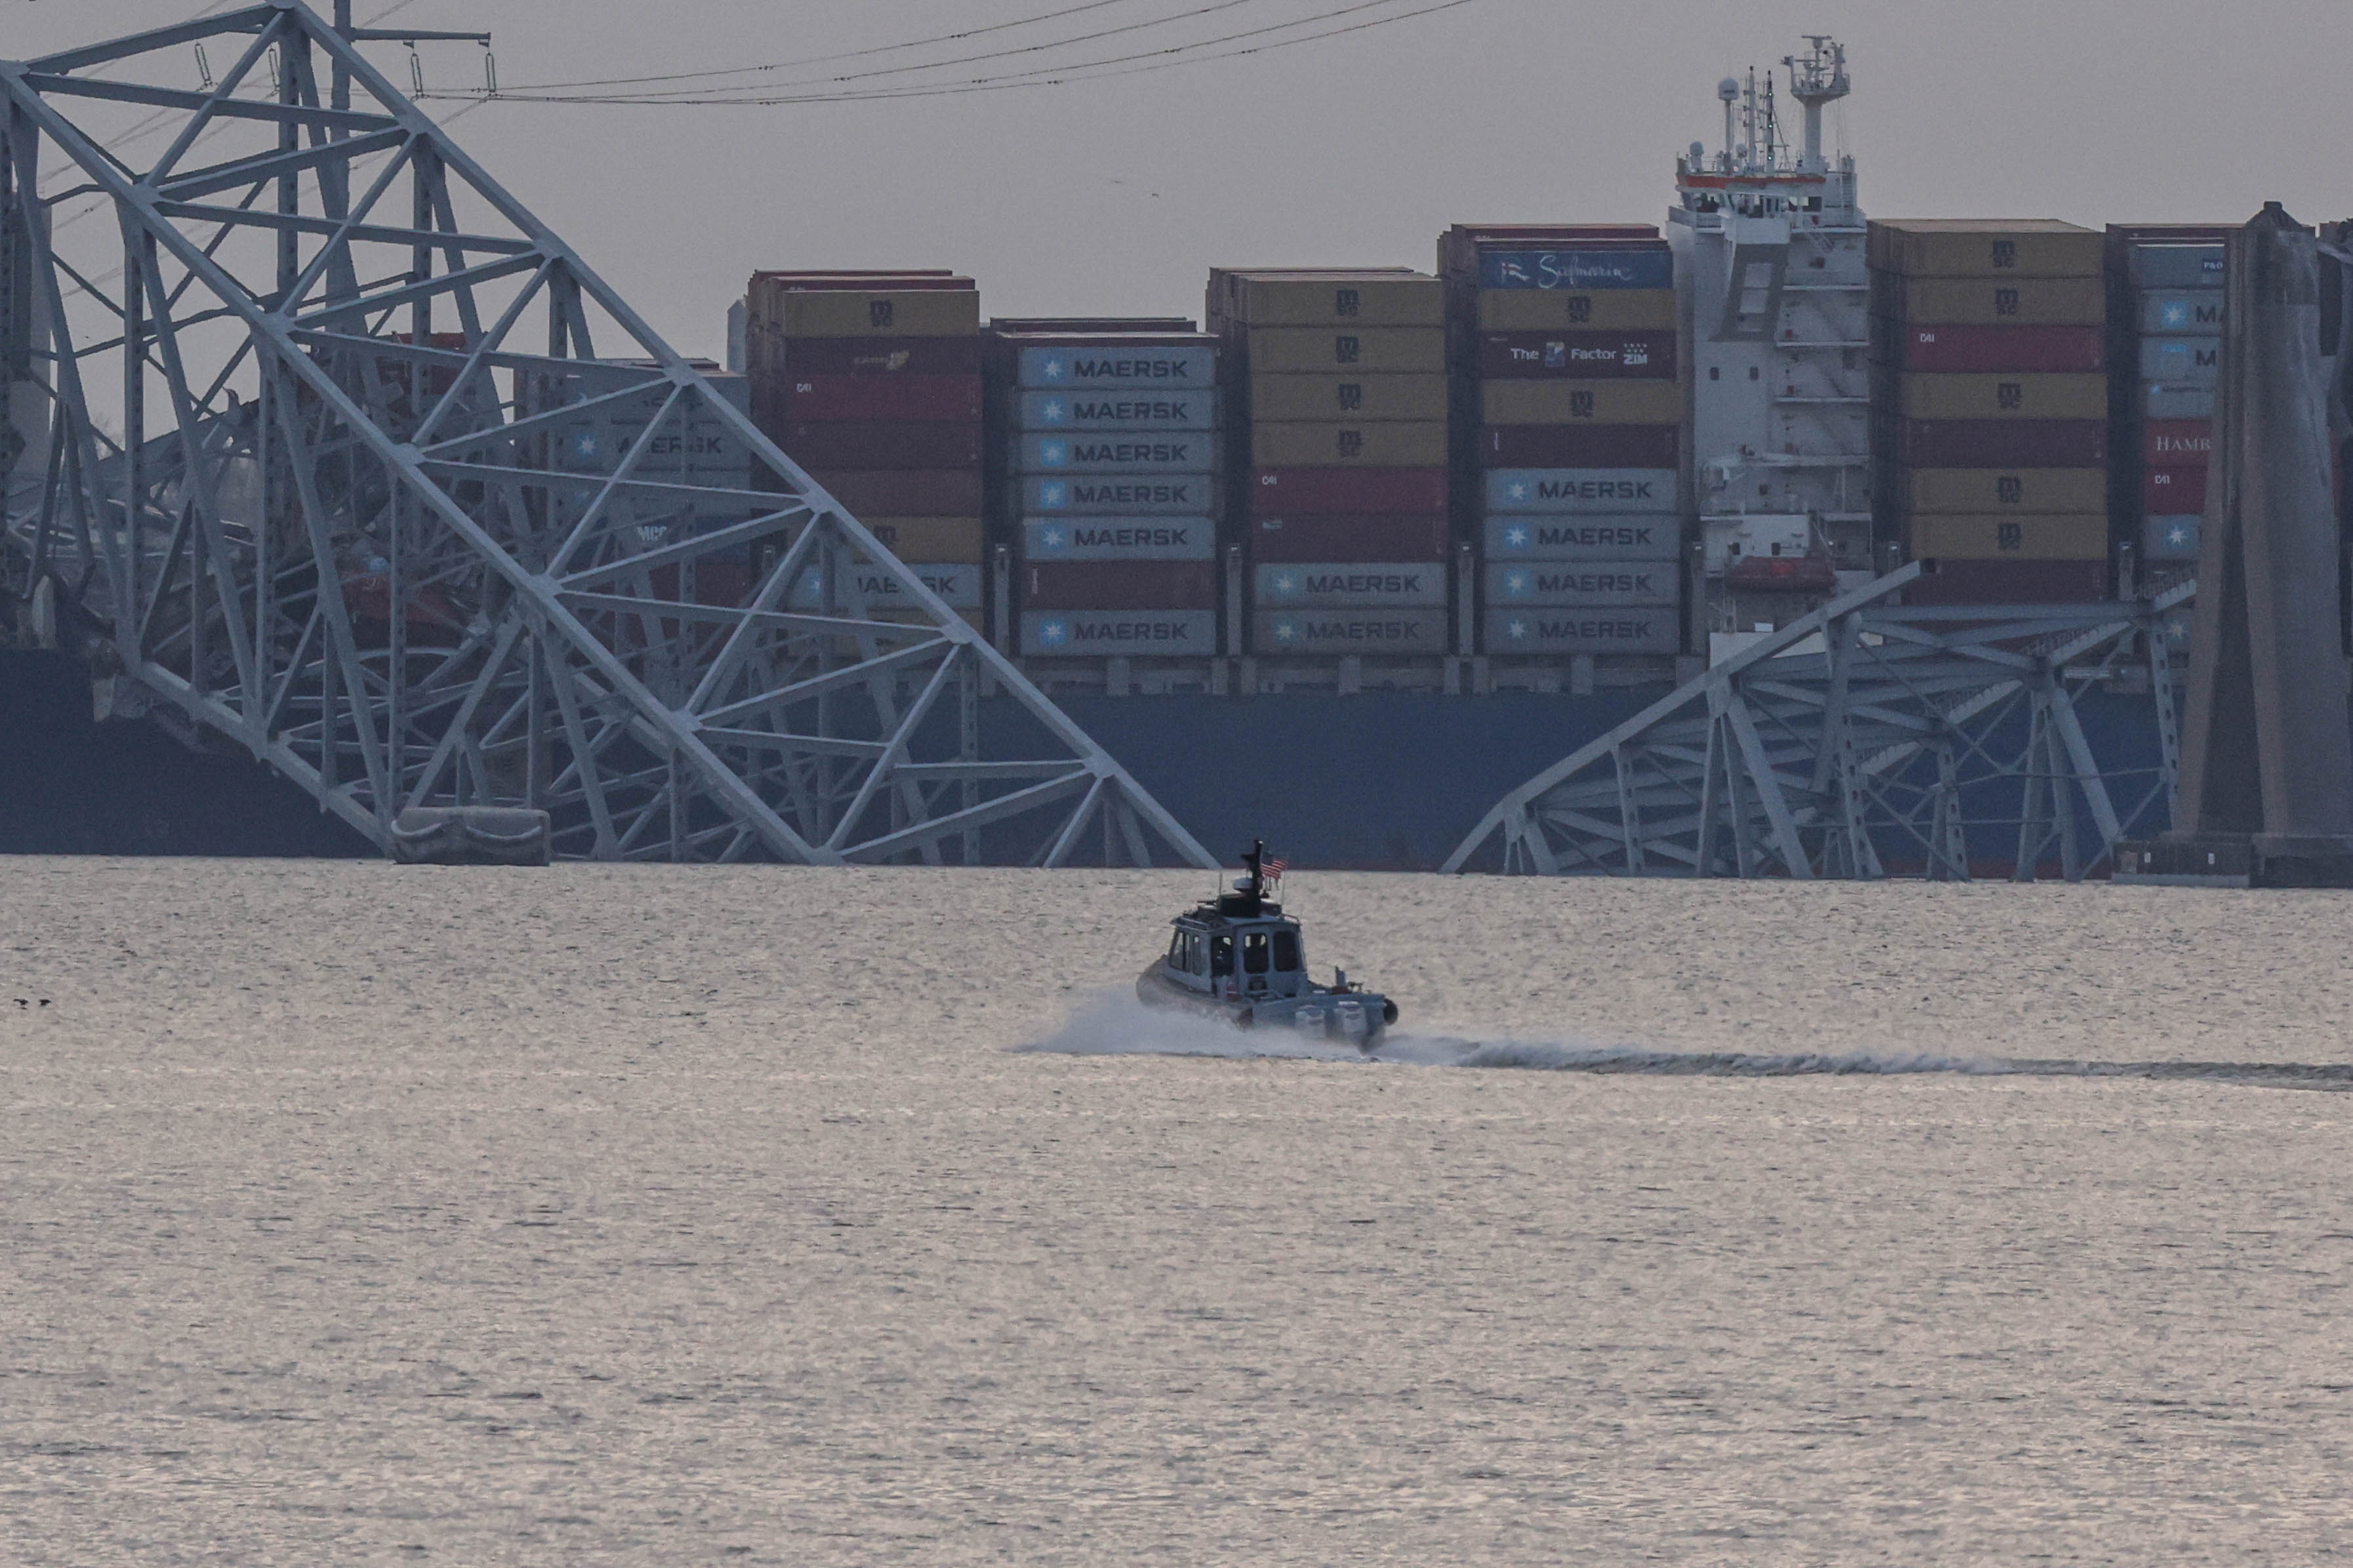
[{"left": 1717, "top": 77, "right": 1740, "bottom": 102}]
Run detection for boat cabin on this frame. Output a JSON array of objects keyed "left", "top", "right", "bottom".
[
  {"left": 1160, "top": 841, "right": 1310, "bottom": 1001},
  {"left": 1162, "top": 910, "right": 1309, "bottom": 1001}
]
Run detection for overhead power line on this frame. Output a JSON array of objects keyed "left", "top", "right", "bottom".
[
  {"left": 427, "top": 0, "right": 1478, "bottom": 108},
  {"left": 492, "top": 0, "right": 1163, "bottom": 93}
]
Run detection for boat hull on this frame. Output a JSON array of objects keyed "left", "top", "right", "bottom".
[{"left": 1136, "top": 963, "right": 1394, "bottom": 1047}]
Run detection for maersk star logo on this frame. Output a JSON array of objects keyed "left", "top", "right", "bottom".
[
  {"left": 1038, "top": 617, "right": 1070, "bottom": 647},
  {"left": 1039, "top": 397, "right": 1069, "bottom": 425},
  {"left": 1037, "top": 525, "right": 1068, "bottom": 553},
  {"left": 1038, "top": 480, "right": 1069, "bottom": 509},
  {"left": 1505, "top": 617, "right": 1530, "bottom": 641},
  {"left": 1040, "top": 356, "right": 1068, "bottom": 382},
  {"left": 1505, "top": 479, "right": 1531, "bottom": 503},
  {"left": 1272, "top": 617, "right": 1301, "bottom": 643},
  {"left": 1503, "top": 523, "right": 1530, "bottom": 551},
  {"left": 1504, "top": 569, "right": 1530, "bottom": 596},
  {"left": 1038, "top": 438, "right": 1069, "bottom": 468},
  {"left": 2160, "top": 300, "right": 2190, "bottom": 330},
  {"left": 1269, "top": 570, "right": 1300, "bottom": 598},
  {"left": 2165, "top": 522, "right": 2194, "bottom": 550},
  {"left": 568, "top": 428, "right": 600, "bottom": 462}
]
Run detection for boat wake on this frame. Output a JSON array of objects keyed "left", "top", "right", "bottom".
[{"left": 1022, "top": 992, "right": 2353, "bottom": 1092}]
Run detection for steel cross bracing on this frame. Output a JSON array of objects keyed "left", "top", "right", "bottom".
[
  {"left": 0, "top": 2, "right": 1214, "bottom": 868},
  {"left": 1443, "top": 565, "right": 2198, "bottom": 880}
]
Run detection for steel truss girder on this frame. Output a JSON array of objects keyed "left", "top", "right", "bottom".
[
  {"left": 1446, "top": 565, "right": 2198, "bottom": 880},
  {"left": 0, "top": 2, "right": 1212, "bottom": 868}
]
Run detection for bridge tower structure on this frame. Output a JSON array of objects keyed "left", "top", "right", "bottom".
[{"left": 0, "top": 2, "right": 1215, "bottom": 868}]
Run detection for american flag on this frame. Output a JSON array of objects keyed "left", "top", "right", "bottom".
[{"left": 1263, "top": 854, "right": 1286, "bottom": 885}]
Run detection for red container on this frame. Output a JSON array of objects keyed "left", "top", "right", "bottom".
[
  {"left": 1905, "top": 558, "right": 2110, "bottom": 605},
  {"left": 2142, "top": 466, "right": 2209, "bottom": 513},
  {"left": 1248, "top": 466, "right": 1448, "bottom": 517},
  {"left": 769, "top": 421, "right": 983, "bottom": 470},
  {"left": 768, "top": 336, "right": 985, "bottom": 376},
  {"left": 802, "top": 468, "right": 985, "bottom": 514},
  {"left": 1477, "top": 424, "right": 1679, "bottom": 468},
  {"left": 2142, "top": 418, "right": 2214, "bottom": 466},
  {"left": 1477, "top": 331, "right": 1677, "bottom": 380},
  {"left": 779, "top": 374, "right": 981, "bottom": 424},
  {"left": 1885, "top": 418, "right": 2108, "bottom": 468},
  {"left": 1894, "top": 323, "right": 2104, "bottom": 373},
  {"left": 1022, "top": 559, "right": 1217, "bottom": 611},
  {"left": 1250, "top": 512, "right": 1450, "bottom": 562}
]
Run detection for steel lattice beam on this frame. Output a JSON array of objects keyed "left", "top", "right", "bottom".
[
  {"left": 0, "top": 2, "right": 1214, "bottom": 868},
  {"left": 1444, "top": 565, "right": 2198, "bottom": 880}
]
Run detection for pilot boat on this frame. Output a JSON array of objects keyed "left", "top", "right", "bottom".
[{"left": 1136, "top": 841, "right": 1399, "bottom": 1048}]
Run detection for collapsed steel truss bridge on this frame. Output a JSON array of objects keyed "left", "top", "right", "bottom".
[
  {"left": 1445, "top": 565, "right": 2197, "bottom": 880},
  {"left": 0, "top": 2, "right": 1212, "bottom": 867}
]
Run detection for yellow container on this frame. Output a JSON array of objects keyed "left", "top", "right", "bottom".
[
  {"left": 1242, "top": 326, "right": 1445, "bottom": 374},
  {"left": 1481, "top": 379, "right": 1682, "bottom": 426},
  {"left": 859, "top": 516, "right": 986, "bottom": 563},
  {"left": 1248, "top": 372, "right": 1449, "bottom": 422},
  {"left": 1875, "top": 275, "right": 2104, "bottom": 326},
  {"left": 1476, "top": 289, "right": 1677, "bottom": 332},
  {"left": 1250, "top": 421, "right": 1448, "bottom": 467},
  {"left": 765, "top": 288, "right": 980, "bottom": 338},
  {"left": 1905, "top": 512, "right": 2109, "bottom": 559},
  {"left": 1895, "top": 372, "right": 2108, "bottom": 421},
  {"left": 1902, "top": 468, "right": 2108, "bottom": 514},
  {"left": 1213, "top": 270, "right": 1443, "bottom": 327},
  {"left": 1867, "top": 219, "right": 2103, "bottom": 278}
]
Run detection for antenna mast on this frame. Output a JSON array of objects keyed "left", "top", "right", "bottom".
[{"left": 1784, "top": 35, "right": 1851, "bottom": 174}]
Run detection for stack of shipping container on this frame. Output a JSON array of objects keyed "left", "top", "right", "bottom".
[
  {"left": 985, "top": 319, "right": 1223, "bottom": 660},
  {"left": 744, "top": 270, "right": 986, "bottom": 627},
  {"left": 1867, "top": 220, "right": 2110, "bottom": 603},
  {"left": 1207, "top": 268, "right": 1452, "bottom": 659},
  {"left": 1439, "top": 226, "right": 1683, "bottom": 658},
  {"left": 2104, "top": 228, "right": 2227, "bottom": 574}
]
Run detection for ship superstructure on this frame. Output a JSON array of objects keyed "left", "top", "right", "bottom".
[{"left": 1669, "top": 38, "right": 1872, "bottom": 626}]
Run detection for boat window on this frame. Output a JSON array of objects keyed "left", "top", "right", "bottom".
[
  {"left": 1210, "top": 935, "right": 1233, "bottom": 976},
  {"left": 1242, "top": 932, "right": 1269, "bottom": 974},
  {"left": 1168, "top": 930, "right": 1187, "bottom": 967},
  {"left": 1186, "top": 933, "right": 1205, "bottom": 974},
  {"left": 1271, "top": 929, "right": 1300, "bottom": 971}
]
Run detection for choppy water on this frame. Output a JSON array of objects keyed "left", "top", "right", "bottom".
[{"left": 5, "top": 858, "right": 2352, "bottom": 1563}]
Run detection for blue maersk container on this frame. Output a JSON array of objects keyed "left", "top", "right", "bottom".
[
  {"left": 1019, "top": 346, "right": 1216, "bottom": 389},
  {"left": 1482, "top": 513, "right": 1682, "bottom": 561},
  {"left": 1021, "top": 517, "right": 1216, "bottom": 563},
  {"left": 1484, "top": 468, "right": 1679, "bottom": 514}
]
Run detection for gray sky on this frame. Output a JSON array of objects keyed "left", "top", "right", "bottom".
[{"left": 13, "top": 1, "right": 2350, "bottom": 361}]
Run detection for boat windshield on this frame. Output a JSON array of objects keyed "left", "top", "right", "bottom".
[
  {"left": 1272, "top": 929, "right": 1300, "bottom": 971},
  {"left": 1210, "top": 934, "right": 1233, "bottom": 976},
  {"left": 1243, "top": 933, "right": 1269, "bottom": 974}
]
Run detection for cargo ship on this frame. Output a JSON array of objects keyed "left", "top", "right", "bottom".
[{"left": 0, "top": 37, "right": 2198, "bottom": 869}]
